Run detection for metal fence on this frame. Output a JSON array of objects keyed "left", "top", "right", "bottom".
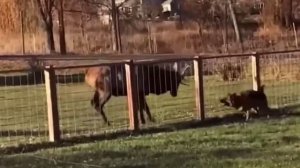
[{"left": 1, "top": 49, "right": 300, "bottom": 148}]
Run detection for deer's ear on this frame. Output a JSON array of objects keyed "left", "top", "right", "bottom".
[{"left": 180, "top": 64, "right": 191, "bottom": 77}]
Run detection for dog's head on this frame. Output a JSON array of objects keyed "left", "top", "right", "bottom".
[{"left": 220, "top": 93, "right": 241, "bottom": 109}]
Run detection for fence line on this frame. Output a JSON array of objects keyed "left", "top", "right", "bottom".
[
  {"left": 0, "top": 49, "right": 300, "bottom": 146},
  {"left": 40, "top": 51, "right": 267, "bottom": 141},
  {"left": 1, "top": 48, "right": 300, "bottom": 61}
]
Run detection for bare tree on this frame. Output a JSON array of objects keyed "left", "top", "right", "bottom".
[
  {"left": 227, "top": 0, "right": 243, "bottom": 51},
  {"left": 281, "top": 0, "right": 293, "bottom": 28},
  {"left": 181, "top": 0, "right": 223, "bottom": 35},
  {"left": 36, "top": 0, "right": 56, "bottom": 53},
  {"left": 111, "top": 0, "right": 122, "bottom": 52},
  {"left": 57, "top": 0, "right": 66, "bottom": 54},
  {"left": 84, "top": 0, "right": 129, "bottom": 53}
]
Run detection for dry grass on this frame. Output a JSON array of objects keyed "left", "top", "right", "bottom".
[
  {"left": 0, "top": 0, "right": 21, "bottom": 33},
  {"left": 0, "top": 0, "right": 300, "bottom": 55},
  {"left": 0, "top": 11, "right": 299, "bottom": 55},
  {"left": 254, "top": 24, "right": 282, "bottom": 42}
]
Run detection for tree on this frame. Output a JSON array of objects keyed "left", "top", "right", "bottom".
[
  {"left": 180, "top": 0, "right": 223, "bottom": 35},
  {"left": 281, "top": 0, "right": 293, "bottom": 27},
  {"left": 111, "top": 0, "right": 122, "bottom": 52},
  {"left": 84, "top": 0, "right": 132, "bottom": 53},
  {"left": 141, "top": 0, "right": 163, "bottom": 19},
  {"left": 227, "top": 0, "right": 243, "bottom": 51},
  {"left": 57, "top": 0, "right": 66, "bottom": 54},
  {"left": 36, "top": 0, "right": 56, "bottom": 53}
]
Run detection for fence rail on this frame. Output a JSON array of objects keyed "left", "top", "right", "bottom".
[
  {"left": 1, "top": 49, "right": 300, "bottom": 148},
  {"left": 2, "top": 48, "right": 300, "bottom": 61}
]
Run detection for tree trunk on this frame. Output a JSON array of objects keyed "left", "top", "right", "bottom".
[
  {"left": 35, "top": 0, "right": 56, "bottom": 53},
  {"left": 281, "top": 0, "right": 293, "bottom": 27},
  {"left": 223, "top": 2, "right": 228, "bottom": 53},
  {"left": 80, "top": 0, "right": 85, "bottom": 38},
  {"left": 20, "top": 11, "right": 25, "bottom": 54},
  {"left": 227, "top": 0, "right": 243, "bottom": 51},
  {"left": 46, "top": 22, "right": 55, "bottom": 53},
  {"left": 116, "top": 8, "right": 122, "bottom": 53},
  {"left": 147, "top": 21, "right": 153, "bottom": 53},
  {"left": 111, "top": 0, "right": 120, "bottom": 52},
  {"left": 58, "top": 0, "right": 66, "bottom": 54}
]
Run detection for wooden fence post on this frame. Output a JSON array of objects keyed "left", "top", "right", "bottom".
[
  {"left": 44, "top": 65, "right": 60, "bottom": 142},
  {"left": 194, "top": 57, "right": 205, "bottom": 120},
  {"left": 125, "top": 60, "right": 139, "bottom": 131},
  {"left": 251, "top": 52, "right": 261, "bottom": 91}
]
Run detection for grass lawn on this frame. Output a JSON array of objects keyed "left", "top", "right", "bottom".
[{"left": 1, "top": 115, "right": 300, "bottom": 168}]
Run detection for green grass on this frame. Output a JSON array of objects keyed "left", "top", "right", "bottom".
[{"left": 1, "top": 116, "right": 300, "bottom": 168}]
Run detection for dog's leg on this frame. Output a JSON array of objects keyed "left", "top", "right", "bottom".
[
  {"left": 245, "top": 110, "right": 250, "bottom": 121},
  {"left": 245, "top": 108, "right": 257, "bottom": 121}
]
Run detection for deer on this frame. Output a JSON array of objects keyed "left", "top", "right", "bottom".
[{"left": 85, "top": 63, "right": 190, "bottom": 126}]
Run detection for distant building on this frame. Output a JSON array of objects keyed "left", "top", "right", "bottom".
[
  {"left": 162, "top": 0, "right": 178, "bottom": 13},
  {"left": 98, "top": 0, "right": 180, "bottom": 24},
  {"left": 161, "top": 0, "right": 179, "bottom": 19}
]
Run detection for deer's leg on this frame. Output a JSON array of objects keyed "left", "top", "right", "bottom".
[
  {"left": 144, "top": 99, "right": 155, "bottom": 122},
  {"left": 91, "top": 91, "right": 99, "bottom": 107},
  {"left": 100, "top": 92, "right": 111, "bottom": 126},
  {"left": 95, "top": 90, "right": 112, "bottom": 126},
  {"left": 138, "top": 95, "right": 146, "bottom": 124}
]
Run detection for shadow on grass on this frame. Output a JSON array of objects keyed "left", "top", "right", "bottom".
[
  {"left": 1, "top": 105, "right": 300, "bottom": 155},
  {"left": 3, "top": 146, "right": 300, "bottom": 168},
  {"left": 211, "top": 147, "right": 256, "bottom": 159}
]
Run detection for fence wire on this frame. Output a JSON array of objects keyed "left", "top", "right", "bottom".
[
  {"left": 56, "top": 66, "right": 129, "bottom": 139},
  {"left": 203, "top": 57, "right": 253, "bottom": 118},
  {"left": 260, "top": 52, "right": 300, "bottom": 111},
  {"left": 135, "top": 61, "right": 196, "bottom": 128},
  {"left": 0, "top": 70, "right": 47, "bottom": 147}
]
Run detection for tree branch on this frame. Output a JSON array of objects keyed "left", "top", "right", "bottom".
[
  {"left": 36, "top": 0, "right": 47, "bottom": 22},
  {"left": 63, "top": 9, "right": 99, "bottom": 16},
  {"left": 117, "top": 0, "right": 129, "bottom": 8}
]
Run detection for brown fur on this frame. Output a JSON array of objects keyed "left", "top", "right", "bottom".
[{"left": 85, "top": 66, "right": 112, "bottom": 125}]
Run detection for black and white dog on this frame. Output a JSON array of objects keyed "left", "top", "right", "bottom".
[{"left": 220, "top": 85, "right": 270, "bottom": 121}]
